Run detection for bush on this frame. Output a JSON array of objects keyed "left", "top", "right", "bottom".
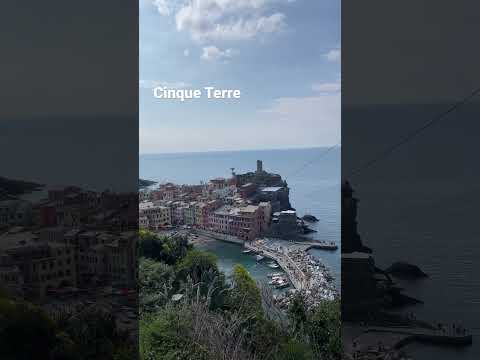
[
  {"left": 139, "top": 230, "right": 191, "bottom": 265},
  {"left": 140, "top": 304, "right": 206, "bottom": 360},
  {"left": 137, "top": 237, "right": 341, "bottom": 360},
  {"left": 229, "top": 264, "right": 263, "bottom": 319},
  {"left": 139, "top": 258, "right": 175, "bottom": 313},
  {"left": 307, "top": 300, "right": 341, "bottom": 359},
  {"left": 0, "top": 298, "right": 60, "bottom": 360},
  {"left": 287, "top": 296, "right": 341, "bottom": 360}
]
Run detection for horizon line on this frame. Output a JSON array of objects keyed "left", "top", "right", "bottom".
[{"left": 139, "top": 144, "right": 341, "bottom": 156}]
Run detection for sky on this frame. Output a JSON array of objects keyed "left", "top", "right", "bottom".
[
  {"left": 1, "top": 0, "right": 138, "bottom": 191},
  {"left": 344, "top": 1, "right": 480, "bottom": 106},
  {"left": 140, "top": 0, "right": 341, "bottom": 154}
]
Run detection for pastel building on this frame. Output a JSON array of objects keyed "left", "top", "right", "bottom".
[
  {"left": 139, "top": 201, "right": 171, "bottom": 230},
  {"left": 184, "top": 202, "right": 197, "bottom": 225},
  {"left": 0, "top": 200, "right": 33, "bottom": 227},
  {"left": 209, "top": 204, "right": 265, "bottom": 241},
  {"left": 0, "top": 230, "right": 77, "bottom": 298}
]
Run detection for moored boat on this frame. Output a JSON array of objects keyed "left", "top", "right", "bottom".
[
  {"left": 275, "top": 281, "right": 290, "bottom": 289},
  {"left": 268, "top": 272, "right": 283, "bottom": 278}
]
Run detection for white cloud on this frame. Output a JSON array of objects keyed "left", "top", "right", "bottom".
[
  {"left": 258, "top": 93, "right": 340, "bottom": 145},
  {"left": 139, "top": 80, "right": 191, "bottom": 89},
  {"left": 183, "top": 48, "right": 190, "bottom": 56},
  {"left": 174, "top": 0, "right": 286, "bottom": 42},
  {"left": 312, "top": 81, "right": 341, "bottom": 94},
  {"left": 324, "top": 48, "right": 341, "bottom": 62},
  {"left": 153, "top": 0, "right": 171, "bottom": 16},
  {"left": 140, "top": 91, "right": 340, "bottom": 153},
  {"left": 201, "top": 45, "right": 238, "bottom": 61}
]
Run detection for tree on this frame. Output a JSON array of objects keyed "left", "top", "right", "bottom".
[
  {"left": 277, "top": 339, "right": 314, "bottom": 360},
  {"left": 139, "top": 258, "right": 175, "bottom": 313},
  {"left": 287, "top": 296, "right": 341, "bottom": 359},
  {"left": 176, "top": 249, "right": 219, "bottom": 283},
  {"left": 229, "top": 264, "right": 263, "bottom": 319},
  {"left": 176, "top": 249, "right": 226, "bottom": 309},
  {"left": 140, "top": 304, "right": 206, "bottom": 360},
  {"left": 62, "top": 310, "right": 132, "bottom": 360},
  {"left": 0, "top": 298, "right": 59, "bottom": 360},
  {"left": 307, "top": 299, "right": 341, "bottom": 359},
  {"left": 287, "top": 294, "right": 308, "bottom": 333},
  {"left": 138, "top": 230, "right": 191, "bottom": 265}
]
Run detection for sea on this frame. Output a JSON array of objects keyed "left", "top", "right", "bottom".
[
  {"left": 344, "top": 104, "right": 480, "bottom": 359},
  {"left": 139, "top": 147, "right": 341, "bottom": 289}
]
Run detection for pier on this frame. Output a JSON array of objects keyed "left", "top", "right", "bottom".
[
  {"left": 244, "top": 238, "right": 337, "bottom": 297},
  {"left": 293, "top": 241, "right": 338, "bottom": 251},
  {"left": 244, "top": 241, "right": 307, "bottom": 290},
  {"left": 366, "top": 326, "right": 473, "bottom": 347},
  {"left": 343, "top": 323, "right": 472, "bottom": 358}
]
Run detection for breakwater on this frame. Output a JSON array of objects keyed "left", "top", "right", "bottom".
[
  {"left": 245, "top": 238, "right": 337, "bottom": 308},
  {"left": 367, "top": 326, "right": 473, "bottom": 347},
  {"left": 245, "top": 241, "right": 305, "bottom": 290}
]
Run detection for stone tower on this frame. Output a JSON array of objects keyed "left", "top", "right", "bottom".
[{"left": 256, "top": 160, "right": 263, "bottom": 173}]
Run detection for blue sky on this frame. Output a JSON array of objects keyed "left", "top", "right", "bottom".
[{"left": 140, "top": 0, "right": 340, "bottom": 153}]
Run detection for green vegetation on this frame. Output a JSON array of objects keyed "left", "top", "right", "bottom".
[
  {"left": 0, "top": 230, "right": 340, "bottom": 359},
  {"left": 0, "top": 294, "right": 135, "bottom": 360},
  {"left": 139, "top": 229, "right": 191, "bottom": 264},
  {"left": 139, "top": 230, "right": 341, "bottom": 360},
  {"left": 288, "top": 295, "right": 341, "bottom": 357}
]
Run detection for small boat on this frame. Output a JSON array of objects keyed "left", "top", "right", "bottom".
[
  {"left": 255, "top": 254, "right": 265, "bottom": 261},
  {"left": 268, "top": 262, "right": 280, "bottom": 269},
  {"left": 242, "top": 249, "right": 252, "bottom": 254},
  {"left": 269, "top": 275, "right": 288, "bottom": 286},
  {"left": 268, "top": 272, "right": 283, "bottom": 278},
  {"left": 275, "top": 281, "right": 290, "bottom": 289}
]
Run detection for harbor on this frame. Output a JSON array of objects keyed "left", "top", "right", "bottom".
[
  {"left": 190, "top": 232, "right": 338, "bottom": 304},
  {"left": 244, "top": 238, "right": 338, "bottom": 308}
]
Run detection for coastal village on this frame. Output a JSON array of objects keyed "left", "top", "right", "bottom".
[
  {"left": 0, "top": 184, "right": 139, "bottom": 338},
  {"left": 139, "top": 160, "right": 338, "bottom": 309}
]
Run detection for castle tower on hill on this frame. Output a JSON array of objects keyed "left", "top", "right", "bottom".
[{"left": 256, "top": 160, "right": 263, "bottom": 174}]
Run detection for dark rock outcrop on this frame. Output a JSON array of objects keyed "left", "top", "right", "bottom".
[
  {"left": 0, "top": 177, "right": 43, "bottom": 200},
  {"left": 302, "top": 225, "right": 317, "bottom": 234},
  {"left": 302, "top": 214, "right": 319, "bottom": 222},
  {"left": 386, "top": 261, "right": 428, "bottom": 279},
  {"left": 342, "top": 181, "right": 372, "bottom": 254},
  {"left": 387, "top": 286, "right": 423, "bottom": 307},
  {"left": 139, "top": 179, "right": 157, "bottom": 189}
]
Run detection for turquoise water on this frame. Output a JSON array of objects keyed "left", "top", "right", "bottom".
[
  {"left": 140, "top": 147, "right": 340, "bottom": 287},
  {"left": 194, "top": 240, "right": 280, "bottom": 288}
]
